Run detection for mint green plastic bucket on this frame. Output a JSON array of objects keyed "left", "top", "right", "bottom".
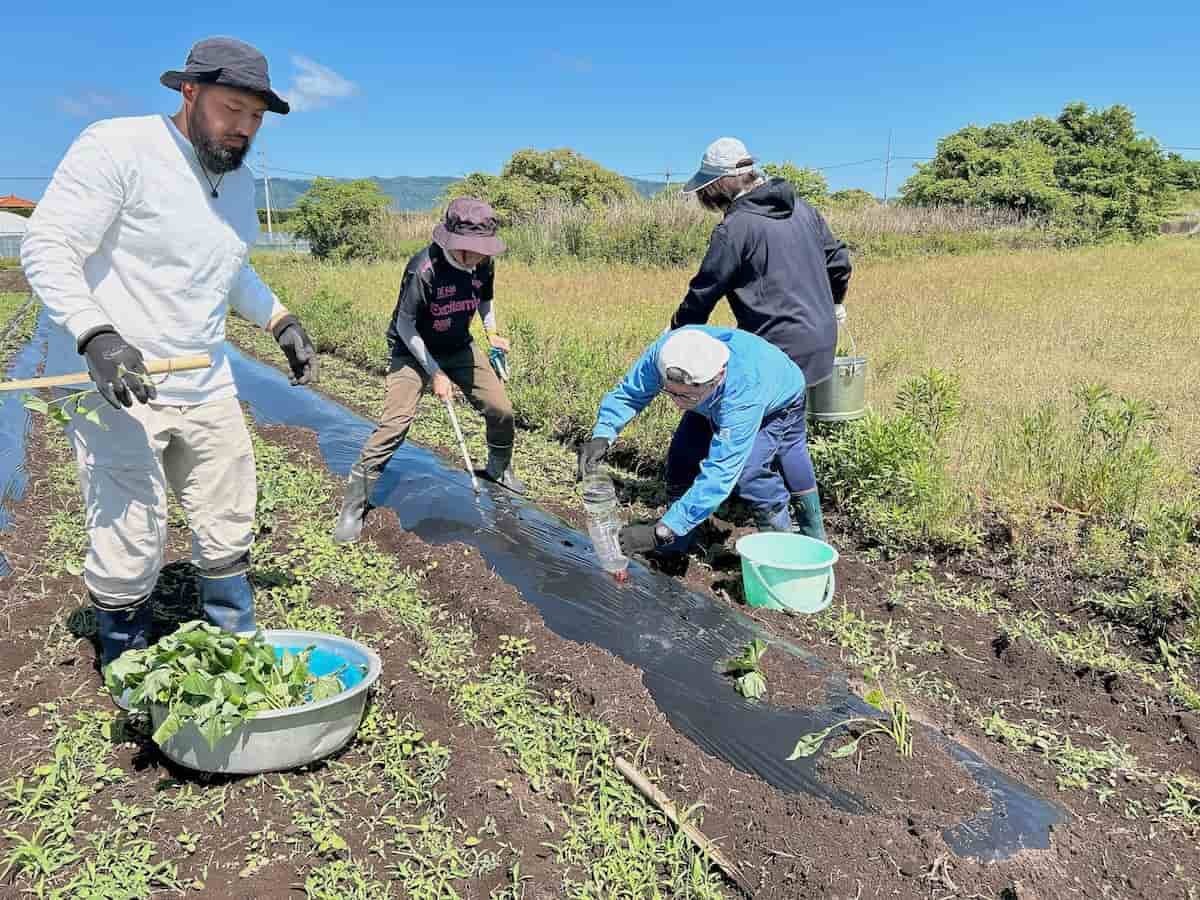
[{"left": 734, "top": 533, "right": 838, "bottom": 614}]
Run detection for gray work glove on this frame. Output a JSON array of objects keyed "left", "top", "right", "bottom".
[
  {"left": 78, "top": 326, "right": 156, "bottom": 409},
  {"left": 834, "top": 303, "right": 847, "bottom": 325}
]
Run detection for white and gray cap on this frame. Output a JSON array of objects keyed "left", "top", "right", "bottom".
[
  {"left": 657, "top": 329, "right": 730, "bottom": 385},
  {"left": 682, "top": 137, "right": 756, "bottom": 193}
]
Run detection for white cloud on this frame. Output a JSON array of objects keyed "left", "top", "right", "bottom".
[
  {"left": 284, "top": 56, "right": 358, "bottom": 112},
  {"left": 56, "top": 91, "right": 120, "bottom": 117}
]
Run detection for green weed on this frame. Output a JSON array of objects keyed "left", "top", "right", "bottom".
[
  {"left": 809, "top": 370, "right": 979, "bottom": 550},
  {"left": 305, "top": 859, "right": 393, "bottom": 899},
  {"left": 0, "top": 708, "right": 126, "bottom": 895}
]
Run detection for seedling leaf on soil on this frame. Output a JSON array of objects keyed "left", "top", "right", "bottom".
[
  {"left": 722, "top": 639, "right": 769, "bottom": 701},
  {"left": 788, "top": 686, "right": 913, "bottom": 761},
  {"left": 105, "top": 620, "right": 355, "bottom": 750}
]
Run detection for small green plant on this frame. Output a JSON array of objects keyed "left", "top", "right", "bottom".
[
  {"left": 23, "top": 387, "right": 106, "bottom": 427},
  {"left": 721, "top": 639, "right": 769, "bottom": 701},
  {"left": 1007, "top": 384, "right": 1162, "bottom": 525},
  {"left": 105, "top": 621, "right": 352, "bottom": 750},
  {"left": 788, "top": 686, "right": 913, "bottom": 760},
  {"left": 895, "top": 368, "right": 963, "bottom": 442},
  {"left": 809, "top": 372, "right": 978, "bottom": 551},
  {"left": 22, "top": 365, "right": 162, "bottom": 428}
]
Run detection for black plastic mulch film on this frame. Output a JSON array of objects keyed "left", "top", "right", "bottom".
[{"left": 0, "top": 312, "right": 1066, "bottom": 861}]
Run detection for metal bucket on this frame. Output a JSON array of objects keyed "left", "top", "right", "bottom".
[
  {"left": 151, "top": 629, "right": 381, "bottom": 775},
  {"left": 808, "top": 329, "right": 867, "bottom": 422}
]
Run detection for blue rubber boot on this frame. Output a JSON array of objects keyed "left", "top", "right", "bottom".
[
  {"left": 93, "top": 597, "right": 153, "bottom": 668},
  {"left": 198, "top": 556, "right": 256, "bottom": 634},
  {"left": 93, "top": 596, "right": 153, "bottom": 710},
  {"left": 791, "top": 490, "right": 827, "bottom": 542}
]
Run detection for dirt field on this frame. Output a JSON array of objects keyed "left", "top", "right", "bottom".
[{"left": 1, "top": 305, "right": 1199, "bottom": 898}]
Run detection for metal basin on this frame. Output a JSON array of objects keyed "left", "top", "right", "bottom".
[{"left": 151, "top": 629, "right": 381, "bottom": 775}]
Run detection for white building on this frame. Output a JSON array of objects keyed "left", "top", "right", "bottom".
[{"left": 0, "top": 211, "right": 28, "bottom": 258}]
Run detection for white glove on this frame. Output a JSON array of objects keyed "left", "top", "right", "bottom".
[{"left": 834, "top": 304, "right": 847, "bottom": 325}]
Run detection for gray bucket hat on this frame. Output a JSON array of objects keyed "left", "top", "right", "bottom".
[
  {"left": 682, "top": 137, "right": 756, "bottom": 193},
  {"left": 161, "top": 37, "right": 290, "bottom": 115},
  {"left": 433, "top": 198, "right": 506, "bottom": 257}
]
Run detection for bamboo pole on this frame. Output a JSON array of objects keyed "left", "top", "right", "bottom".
[
  {"left": 0, "top": 354, "right": 213, "bottom": 392},
  {"left": 613, "top": 755, "right": 755, "bottom": 898}
]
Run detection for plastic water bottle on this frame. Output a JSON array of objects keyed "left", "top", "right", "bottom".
[{"left": 581, "top": 472, "right": 629, "bottom": 577}]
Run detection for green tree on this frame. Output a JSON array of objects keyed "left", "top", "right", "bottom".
[
  {"left": 762, "top": 162, "right": 828, "bottom": 204},
  {"left": 293, "top": 178, "right": 391, "bottom": 261},
  {"left": 446, "top": 148, "right": 636, "bottom": 224},
  {"left": 445, "top": 172, "right": 565, "bottom": 225},
  {"left": 900, "top": 103, "right": 1175, "bottom": 240},
  {"left": 1166, "top": 153, "right": 1200, "bottom": 191},
  {"left": 826, "top": 188, "right": 878, "bottom": 209},
  {"left": 502, "top": 148, "right": 635, "bottom": 206}
]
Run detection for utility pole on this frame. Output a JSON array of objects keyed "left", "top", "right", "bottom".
[
  {"left": 882, "top": 129, "right": 893, "bottom": 204},
  {"left": 260, "top": 150, "right": 274, "bottom": 234}
]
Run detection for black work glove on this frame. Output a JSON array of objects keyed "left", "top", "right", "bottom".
[
  {"left": 619, "top": 521, "right": 675, "bottom": 556},
  {"left": 271, "top": 315, "right": 318, "bottom": 386},
  {"left": 78, "top": 326, "right": 156, "bottom": 409},
  {"left": 577, "top": 437, "right": 612, "bottom": 481}
]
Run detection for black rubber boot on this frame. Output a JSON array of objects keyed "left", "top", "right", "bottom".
[
  {"left": 333, "top": 464, "right": 377, "bottom": 544},
  {"left": 478, "top": 444, "right": 526, "bottom": 495}
]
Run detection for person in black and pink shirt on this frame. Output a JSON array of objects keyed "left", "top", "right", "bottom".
[{"left": 333, "top": 197, "right": 523, "bottom": 543}]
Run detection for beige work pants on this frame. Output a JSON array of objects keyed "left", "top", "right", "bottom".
[{"left": 65, "top": 396, "right": 256, "bottom": 607}]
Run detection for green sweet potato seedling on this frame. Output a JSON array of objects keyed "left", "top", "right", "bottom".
[{"left": 105, "top": 621, "right": 351, "bottom": 750}]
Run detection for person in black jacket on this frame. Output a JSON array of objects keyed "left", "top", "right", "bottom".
[
  {"left": 332, "top": 198, "right": 523, "bottom": 544},
  {"left": 668, "top": 137, "right": 853, "bottom": 542}
]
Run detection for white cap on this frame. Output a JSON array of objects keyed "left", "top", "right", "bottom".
[
  {"left": 657, "top": 329, "right": 730, "bottom": 385},
  {"left": 682, "top": 137, "right": 756, "bottom": 193}
]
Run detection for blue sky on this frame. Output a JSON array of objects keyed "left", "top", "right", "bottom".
[{"left": 5, "top": 1, "right": 1198, "bottom": 201}]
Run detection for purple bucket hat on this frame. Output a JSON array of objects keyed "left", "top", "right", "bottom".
[{"left": 433, "top": 197, "right": 506, "bottom": 257}]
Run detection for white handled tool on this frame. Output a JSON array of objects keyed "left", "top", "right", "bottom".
[{"left": 443, "top": 397, "right": 481, "bottom": 493}]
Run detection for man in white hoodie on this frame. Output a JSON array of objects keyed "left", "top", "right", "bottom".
[{"left": 21, "top": 37, "right": 317, "bottom": 672}]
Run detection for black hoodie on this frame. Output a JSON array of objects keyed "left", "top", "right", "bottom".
[{"left": 670, "top": 178, "right": 851, "bottom": 386}]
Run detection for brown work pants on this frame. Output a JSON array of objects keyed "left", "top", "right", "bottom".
[{"left": 357, "top": 343, "right": 514, "bottom": 475}]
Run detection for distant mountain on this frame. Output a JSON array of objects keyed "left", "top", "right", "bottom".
[
  {"left": 257, "top": 176, "right": 458, "bottom": 212},
  {"left": 256, "top": 175, "right": 668, "bottom": 211}
]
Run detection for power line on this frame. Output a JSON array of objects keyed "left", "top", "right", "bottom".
[{"left": 813, "top": 157, "right": 885, "bottom": 170}]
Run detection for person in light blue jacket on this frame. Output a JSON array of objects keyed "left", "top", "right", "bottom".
[{"left": 577, "top": 326, "right": 821, "bottom": 565}]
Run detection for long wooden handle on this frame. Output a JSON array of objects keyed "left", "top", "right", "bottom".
[
  {"left": 614, "top": 756, "right": 755, "bottom": 898},
  {"left": 0, "top": 354, "right": 213, "bottom": 392}
]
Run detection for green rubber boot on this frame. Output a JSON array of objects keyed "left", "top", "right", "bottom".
[{"left": 791, "top": 490, "right": 827, "bottom": 542}]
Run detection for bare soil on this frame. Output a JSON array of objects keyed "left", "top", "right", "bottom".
[{"left": 4, "top": 337, "right": 1199, "bottom": 897}]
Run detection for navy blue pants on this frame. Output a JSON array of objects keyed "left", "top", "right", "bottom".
[{"left": 663, "top": 400, "right": 816, "bottom": 548}]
